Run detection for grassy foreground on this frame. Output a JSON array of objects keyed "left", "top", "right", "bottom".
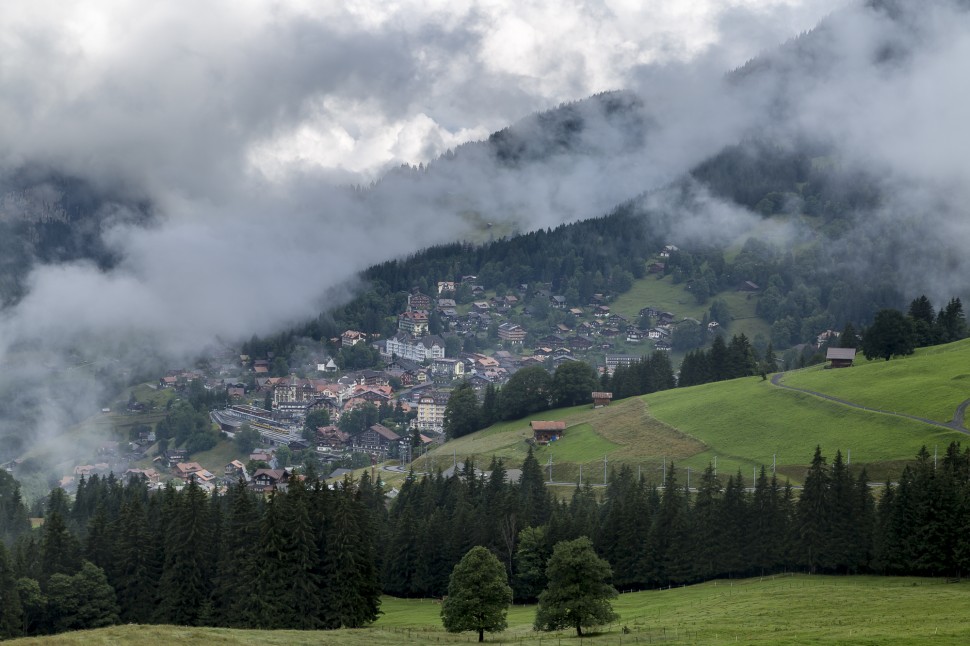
[{"left": 10, "top": 575, "right": 970, "bottom": 644}]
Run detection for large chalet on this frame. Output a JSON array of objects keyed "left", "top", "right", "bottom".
[{"left": 351, "top": 424, "right": 401, "bottom": 456}]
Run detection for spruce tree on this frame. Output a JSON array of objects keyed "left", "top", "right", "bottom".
[
  {"left": 277, "top": 478, "right": 323, "bottom": 629},
  {"left": 40, "top": 511, "right": 80, "bottom": 584},
  {"left": 796, "top": 446, "right": 830, "bottom": 573},
  {"left": 518, "top": 446, "right": 549, "bottom": 527},
  {"left": 692, "top": 464, "right": 722, "bottom": 579},
  {"left": 321, "top": 486, "right": 382, "bottom": 628},
  {"left": 0, "top": 542, "right": 23, "bottom": 638},
  {"left": 212, "top": 482, "right": 264, "bottom": 628},
  {"left": 113, "top": 498, "right": 158, "bottom": 623},
  {"left": 155, "top": 482, "right": 211, "bottom": 625}
]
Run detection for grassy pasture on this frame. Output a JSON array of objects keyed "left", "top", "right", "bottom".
[
  {"left": 645, "top": 376, "right": 967, "bottom": 483},
  {"left": 782, "top": 339, "right": 970, "bottom": 425},
  {"left": 11, "top": 575, "right": 970, "bottom": 644}
]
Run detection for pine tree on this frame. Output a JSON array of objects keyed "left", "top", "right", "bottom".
[
  {"left": 692, "top": 464, "right": 722, "bottom": 579},
  {"left": 113, "top": 498, "right": 157, "bottom": 624},
  {"left": 518, "top": 447, "right": 550, "bottom": 527},
  {"left": 513, "top": 526, "right": 550, "bottom": 602},
  {"left": 0, "top": 542, "right": 23, "bottom": 638},
  {"left": 276, "top": 479, "right": 323, "bottom": 629},
  {"left": 212, "top": 482, "right": 264, "bottom": 627},
  {"left": 155, "top": 482, "right": 211, "bottom": 625},
  {"left": 827, "top": 451, "right": 853, "bottom": 571},
  {"left": 718, "top": 472, "right": 749, "bottom": 576},
  {"left": 796, "top": 446, "right": 830, "bottom": 573},
  {"left": 40, "top": 511, "right": 80, "bottom": 584}
]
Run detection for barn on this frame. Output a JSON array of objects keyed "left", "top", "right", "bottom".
[
  {"left": 531, "top": 421, "right": 566, "bottom": 444},
  {"left": 826, "top": 347, "right": 857, "bottom": 368}
]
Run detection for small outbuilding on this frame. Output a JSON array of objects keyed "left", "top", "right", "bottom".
[
  {"left": 531, "top": 421, "right": 566, "bottom": 444},
  {"left": 591, "top": 392, "right": 613, "bottom": 408},
  {"left": 826, "top": 347, "right": 857, "bottom": 368}
]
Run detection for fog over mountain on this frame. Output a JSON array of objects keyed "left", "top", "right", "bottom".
[{"left": 1, "top": 0, "right": 969, "bottom": 458}]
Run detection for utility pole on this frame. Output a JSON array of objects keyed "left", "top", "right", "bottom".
[
  {"left": 603, "top": 455, "right": 608, "bottom": 485},
  {"left": 547, "top": 454, "right": 553, "bottom": 483},
  {"left": 714, "top": 455, "right": 717, "bottom": 476},
  {"left": 579, "top": 463, "right": 583, "bottom": 486}
]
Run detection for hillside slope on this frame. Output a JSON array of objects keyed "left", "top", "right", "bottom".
[{"left": 407, "top": 339, "right": 970, "bottom": 486}]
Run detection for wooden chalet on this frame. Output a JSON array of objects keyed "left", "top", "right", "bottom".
[
  {"left": 591, "top": 392, "right": 613, "bottom": 408},
  {"left": 252, "top": 468, "right": 290, "bottom": 491},
  {"left": 316, "top": 425, "right": 350, "bottom": 451},
  {"left": 352, "top": 423, "right": 401, "bottom": 455},
  {"left": 826, "top": 347, "right": 857, "bottom": 368},
  {"left": 225, "top": 460, "right": 246, "bottom": 478},
  {"left": 531, "top": 421, "right": 566, "bottom": 444}
]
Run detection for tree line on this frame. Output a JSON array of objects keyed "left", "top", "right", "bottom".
[
  {"left": 444, "top": 354, "right": 676, "bottom": 440},
  {"left": 0, "top": 470, "right": 383, "bottom": 638},
  {"left": 1, "top": 443, "right": 969, "bottom": 638}
]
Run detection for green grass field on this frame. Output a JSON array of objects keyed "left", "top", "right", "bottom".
[
  {"left": 644, "top": 377, "right": 967, "bottom": 484},
  {"left": 610, "top": 273, "right": 771, "bottom": 346},
  {"left": 782, "top": 339, "right": 970, "bottom": 425},
  {"left": 11, "top": 575, "right": 970, "bottom": 644}
]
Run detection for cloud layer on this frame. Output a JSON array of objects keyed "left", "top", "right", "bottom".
[{"left": 7, "top": 0, "right": 970, "bottom": 460}]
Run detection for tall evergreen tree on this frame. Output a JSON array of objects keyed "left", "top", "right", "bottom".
[
  {"left": 321, "top": 485, "right": 382, "bottom": 628},
  {"left": 518, "top": 447, "right": 550, "bottom": 527},
  {"left": 212, "top": 482, "right": 264, "bottom": 627},
  {"left": 155, "top": 482, "right": 211, "bottom": 625},
  {"left": 796, "top": 446, "right": 830, "bottom": 573},
  {"left": 113, "top": 498, "right": 158, "bottom": 623},
  {"left": 0, "top": 542, "right": 22, "bottom": 639}
]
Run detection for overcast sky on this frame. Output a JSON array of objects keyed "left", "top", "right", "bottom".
[
  {"left": 1, "top": 0, "right": 844, "bottom": 187},
  {"left": 7, "top": 0, "right": 970, "bottom": 454}
]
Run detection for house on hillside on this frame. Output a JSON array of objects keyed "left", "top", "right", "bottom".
[
  {"left": 826, "top": 347, "right": 856, "bottom": 368},
  {"left": 316, "top": 425, "right": 350, "bottom": 451},
  {"left": 252, "top": 468, "right": 290, "bottom": 492},
  {"left": 531, "top": 421, "right": 566, "bottom": 444},
  {"left": 592, "top": 392, "right": 613, "bottom": 408},
  {"left": 225, "top": 460, "right": 247, "bottom": 480},
  {"left": 352, "top": 423, "right": 401, "bottom": 456}
]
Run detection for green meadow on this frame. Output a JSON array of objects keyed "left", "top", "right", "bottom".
[
  {"left": 404, "top": 345, "right": 969, "bottom": 487},
  {"left": 12, "top": 575, "right": 970, "bottom": 645},
  {"left": 782, "top": 339, "right": 970, "bottom": 424},
  {"left": 643, "top": 376, "right": 967, "bottom": 483},
  {"left": 610, "top": 273, "right": 771, "bottom": 344}
]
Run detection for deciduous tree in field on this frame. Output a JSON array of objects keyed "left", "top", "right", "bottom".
[
  {"left": 441, "top": 546, "right": 512, "bottom": 642},
  {"left": 534, "top": 536, "right": 618, "bottom": 637}
]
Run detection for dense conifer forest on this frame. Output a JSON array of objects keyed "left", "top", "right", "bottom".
[{"left": 0, "top": 442, "right": 969, "bottom": 638}]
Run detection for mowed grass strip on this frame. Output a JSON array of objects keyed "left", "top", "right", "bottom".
[
  {"left": 13, "top": 575, "right": 970, "bottom": 644},
  {"left": 783, "top": 338, "right": 970, "bottom": 425},
  {"left": 411, "top": 397, "right": 707, "bottom": 477},
  {"left": 644, "top": 376, "right": 968, "bottom": 481}
]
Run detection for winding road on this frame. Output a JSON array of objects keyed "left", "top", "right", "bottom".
[{"left": 770, "top": 372, "right": 970, "bottom": 436}]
